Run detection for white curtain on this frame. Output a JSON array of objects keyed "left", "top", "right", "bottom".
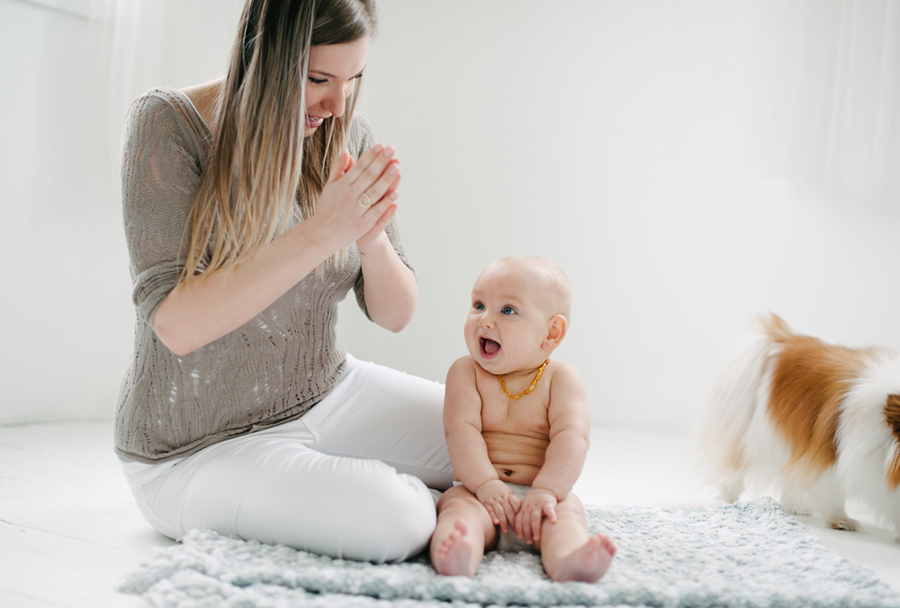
[
  {"left": 0, "top": 0, "right": 242, "bottom": 423},
  {"left": 88, "top": 0, "right": 244, "bottom": 178},
  {"left": 747, "top": 0, "right": 900, "bottom": 204}
]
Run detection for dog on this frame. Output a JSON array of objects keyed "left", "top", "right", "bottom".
[{"left": 699, "top": 313, "right": 900, "bottom": 538}]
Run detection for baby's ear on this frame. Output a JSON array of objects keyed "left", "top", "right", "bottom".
[{"left": 541, "top": 315, "right": 568, "bottom": 352}]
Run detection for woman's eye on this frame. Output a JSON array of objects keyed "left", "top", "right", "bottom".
[
  {"left": 308, "top": 77, "right": 327, "bottom": 85},
  {"left": 501, "top": 306, "right": 516, "bottom": 315}
]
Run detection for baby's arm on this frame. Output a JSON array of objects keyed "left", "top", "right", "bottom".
[
  {"left": 516, "top": 362, "right": 591, "bottom": 543},
  {"left": 444, "top": 357, "right": 520, "bottom": 533}
]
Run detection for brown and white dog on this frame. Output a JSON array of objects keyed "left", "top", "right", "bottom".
[{"left": 700, "top": 313, "right": 900, "bottom": 537}]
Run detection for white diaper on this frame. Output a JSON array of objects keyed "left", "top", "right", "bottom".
[{"left": 495, "top": 482, "right": 537, "bottom": 554}]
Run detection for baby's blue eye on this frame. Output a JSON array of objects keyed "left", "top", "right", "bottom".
[
  {"left": 501, "top": 306, "right": 516, "bottom": 315},
  {"left": 473, "top": 302, "right": 485, "bottom": 311}
]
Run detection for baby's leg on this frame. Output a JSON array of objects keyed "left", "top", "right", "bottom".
[
  {"left": 538, "top": 492, "right": 616, "bottom": 583},
  {"left": 431, "top": 485, "right": 498, "bottom": 578}
]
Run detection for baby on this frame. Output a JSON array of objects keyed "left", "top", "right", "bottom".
[{"left": 431, "top": 256, "right": 616, "bottom": 582}]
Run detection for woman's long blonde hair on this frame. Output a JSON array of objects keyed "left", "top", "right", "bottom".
[{"left": 179, "top": 0, "right": 377, "bottom": 284}]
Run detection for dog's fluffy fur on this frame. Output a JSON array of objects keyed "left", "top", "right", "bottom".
[{"left": 700, "top": 313, "right": 900, "bottom": 537}]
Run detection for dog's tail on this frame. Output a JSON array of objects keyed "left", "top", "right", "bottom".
[
  {"left": 697, "top": 313, "right": 790, "bottom": 487},
  {"left": 755, "top": 312, "right": 795, "bottom": 345}
]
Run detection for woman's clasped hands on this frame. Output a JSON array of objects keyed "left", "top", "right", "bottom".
[{"left": 313, "top": 143, "right": 401, "bottom": 255}]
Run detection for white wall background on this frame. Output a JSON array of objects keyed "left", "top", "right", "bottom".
[{"left": 2, "top": 0, "right": 899, "bottom": 434}]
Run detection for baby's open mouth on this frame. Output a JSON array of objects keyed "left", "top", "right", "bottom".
[{"left": 479, "top": 337, "right": 501, "bottom": 358}]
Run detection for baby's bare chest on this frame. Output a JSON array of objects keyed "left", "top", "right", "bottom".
[{"left": 477, "top": 378, "right": 551, "bottom": 438}]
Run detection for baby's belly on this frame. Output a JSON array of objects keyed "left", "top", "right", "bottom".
[
  {"left": 483, "top": 431, "right": 548, "bottom": 485},
  {"left": 490, "top": 463, "right": 540, "bottom": 485}
]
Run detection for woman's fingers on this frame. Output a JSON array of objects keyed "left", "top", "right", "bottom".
[
  {"left": 346, "top": 143, "right": 397, "bottom": 189},
  {"left": 328, "top": 149, "right": 354, "bottom": 183},
  {"left": 345, "top": 144, "right": 386, "bottom": 186},
  {"left": 314, "top": 143, "right": 403, "bottom": 252},
  {"left": 357, "top": 161, "right": 400, "bottom": 208},
  {"left": 354, "top": 189, "right": 399, "bottom": 252}
]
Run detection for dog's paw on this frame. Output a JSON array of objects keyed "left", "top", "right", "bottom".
[{"left": 828, "top": 516, "right": 860, "bottom": 532}]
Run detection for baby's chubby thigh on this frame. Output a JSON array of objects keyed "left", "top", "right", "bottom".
[
  {"left": 552, "top": 491, "right": 587, "bottom": 521},
  {"left": 532, "top": 491, "right": 588, "bottom": 552}
]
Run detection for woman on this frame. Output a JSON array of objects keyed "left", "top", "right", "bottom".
[{"left": 115, "top": 0, "right": 453, "bottom": 563}]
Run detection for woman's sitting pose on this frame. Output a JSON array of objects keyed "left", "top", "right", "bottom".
[{"left": 115, "top": 0, "right": 452, "bottom": 563}]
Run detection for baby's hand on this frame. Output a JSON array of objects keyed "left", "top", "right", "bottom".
[
  {"left": 515, "top": 488, "right": 558, "bottom": 544},
  {"left": 474, "top": 479, "right": 520, "bottom": 535}
]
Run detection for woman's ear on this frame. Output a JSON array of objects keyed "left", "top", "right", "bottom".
[{"left": 541, "top": 315, "right": 568, "bottom": 353}]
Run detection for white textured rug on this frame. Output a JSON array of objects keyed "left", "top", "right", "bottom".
[{"left": 120, "top": 499, "right": 899, "bottom": 608}]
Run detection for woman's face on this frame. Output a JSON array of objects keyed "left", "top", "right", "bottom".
[{"left": 304, "top": 36, "right": 370, "bottom": 136}]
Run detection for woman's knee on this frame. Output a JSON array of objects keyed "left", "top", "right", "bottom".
[{"left": 358, "top": 470, "right": 438, "bottom": 560}]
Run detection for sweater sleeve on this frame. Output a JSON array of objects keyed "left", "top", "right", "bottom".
[
  {"left": 121, "top": 90, "right": 206, "bottom": 331},
  {"left": 349, "top": 114, "right": 416, "bottom": 320}
]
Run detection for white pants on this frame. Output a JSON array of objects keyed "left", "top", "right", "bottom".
[{"left": 125, "top": 355, "right": 453, "bottom": 563}]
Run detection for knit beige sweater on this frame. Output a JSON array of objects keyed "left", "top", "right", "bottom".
[{"left": 115, "top": 88, "right": 411, "bottom": 464}]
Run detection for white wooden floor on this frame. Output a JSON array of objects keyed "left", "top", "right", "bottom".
[{"left": 1, "top": 422, "right": 898, "bottom": 607}]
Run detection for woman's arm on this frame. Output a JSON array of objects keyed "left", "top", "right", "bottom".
[
  {"left": 155, "top": 145, "right": 401, "bottom": 355},
  {"left": 356, "top": 227, "right": 418, "bottom": 333},
  {"left": 154, "top": 219, "right": 330, "bottom": 356}
]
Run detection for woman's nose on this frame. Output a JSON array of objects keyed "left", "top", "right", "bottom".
[{"left": 323, "top": 89, "right": 347, "bottom": 118}]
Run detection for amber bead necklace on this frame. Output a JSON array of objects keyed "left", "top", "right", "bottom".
[{"left": 498, "top": 359, "right": 550, "bottom": 400}]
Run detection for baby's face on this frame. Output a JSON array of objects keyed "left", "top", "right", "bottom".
[{"left": 464, "top": 263, "right": 554, "bottom": 376}]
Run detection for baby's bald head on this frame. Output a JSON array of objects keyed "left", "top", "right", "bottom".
[{"left": 481, "top": 256, "right": 572, "bottom": 322}]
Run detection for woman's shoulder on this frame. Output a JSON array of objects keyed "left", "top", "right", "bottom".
[
  {"left": 127, "top": 87, "right": 191, "bottom": 122},
  {"left": 123, "top": 87, "right": 210, "bottom": 161}
]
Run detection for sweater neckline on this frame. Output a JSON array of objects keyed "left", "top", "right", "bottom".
[{"left": 165, "top": 87, "right": 213, "bottom": 138}]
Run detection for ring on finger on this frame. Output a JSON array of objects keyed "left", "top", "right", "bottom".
[{"left": 358, "top": 192, "right": 373, "bottom": 208}]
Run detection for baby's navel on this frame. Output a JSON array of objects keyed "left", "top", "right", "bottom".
[{"left": 503, "top": 469, "right": 513, "bottom": 477}]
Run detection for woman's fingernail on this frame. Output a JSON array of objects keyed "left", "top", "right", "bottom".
[
  {"left": 382, "top": 146, "right": 394, "bottom": 157},
  {"left": 371, "top": 144, "right": 384, "bottom": 154},
  {"left": 388, "top": 164, "right": 398, "bottom": 175},
  {"left": 389, "top": 191, "right": 398, "bottom": 200}
]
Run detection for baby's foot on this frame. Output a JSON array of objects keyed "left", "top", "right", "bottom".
[
  {"left": 553, "top": 534, "right": 616, "bottom": 583},
  {"left": 435, "top": 520, "right": 476, "bottom": 578}
]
